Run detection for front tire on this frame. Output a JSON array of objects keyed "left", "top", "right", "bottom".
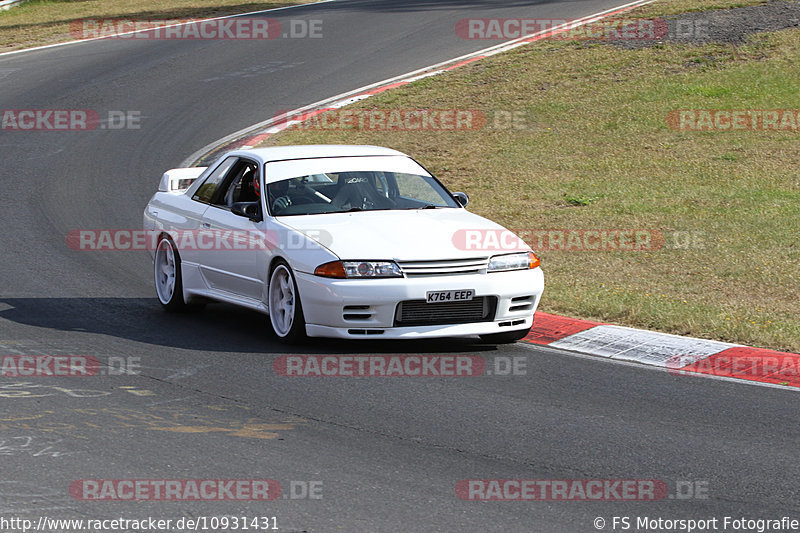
[
  {"left": 154, "top": 236, "right": 188, "bottom": 311},
  {"left": 268, "top": 260, "right": 306, "bottom": 343}
]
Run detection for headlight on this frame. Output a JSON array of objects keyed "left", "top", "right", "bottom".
[
  {"left": 487, "top": 251, "right": 540, "bottom": 272},
  {"left": 315, "top": 260, "right": 403, "bottom": 279}
]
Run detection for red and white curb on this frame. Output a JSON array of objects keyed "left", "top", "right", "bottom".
[
  {"left": 525, "top": 313, "right": 800, "bottom": 389},
  {"left": 182, "top": 0, "right": 657, "bottom": 167}
]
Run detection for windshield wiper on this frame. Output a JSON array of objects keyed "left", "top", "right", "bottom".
[{"left": 338, "top": 206, "right": 397, "bottom": 213}]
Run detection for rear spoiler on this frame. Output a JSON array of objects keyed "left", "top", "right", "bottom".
[{"left": 158, "top": 167, "right": 208, "bottom": 192}]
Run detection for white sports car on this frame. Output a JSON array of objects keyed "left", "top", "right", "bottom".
[{"left": 143, "top": 145, "right": 543, "bottom": 343}]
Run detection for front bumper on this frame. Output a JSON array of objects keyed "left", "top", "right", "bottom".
[{"left": 295, "top": 267, "right": 543, "bottom": 340}]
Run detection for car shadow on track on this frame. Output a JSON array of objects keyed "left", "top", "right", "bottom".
[{"left": 0, "top": 298, "right": 499, "bottom": 354}]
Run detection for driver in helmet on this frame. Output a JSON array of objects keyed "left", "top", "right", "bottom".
[{"left": 255, "top": 175, "right": 292, "bottom": 213}]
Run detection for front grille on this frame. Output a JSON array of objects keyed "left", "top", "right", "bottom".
[
  {"left": 397, "top": 257, "right": 488, "bottom": 277},
  {"left": 394, "top": 296, "right": 497, "bottom": 327}
]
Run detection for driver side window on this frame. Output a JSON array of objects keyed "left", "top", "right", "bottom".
[
  {"left": 192, "top": 157, "right": 237, "bottom": 204},
  {"left": 215, "top": 160, "right": 259, "bottom": 208}
]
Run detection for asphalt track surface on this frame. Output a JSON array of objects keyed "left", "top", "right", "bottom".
[{"left": 0, "top": 1, "right": 798, "bottom": 531}]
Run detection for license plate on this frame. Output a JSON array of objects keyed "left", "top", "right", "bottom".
[{"left": 426, "top": 289, "right": 475, "bottom": 303}]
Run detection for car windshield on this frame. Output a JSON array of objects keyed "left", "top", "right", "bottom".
[{"left": 265, "top": 171, "right": 461, "bottom": 216}]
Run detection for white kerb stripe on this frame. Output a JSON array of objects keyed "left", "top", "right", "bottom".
[{"left": 549, "top": 325, "right": 739, "bottom": 366}]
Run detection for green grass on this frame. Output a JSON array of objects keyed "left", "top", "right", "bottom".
[
  {"left": 0, "top": 0, "right": 307, "bottom": 52},
  {"left": 258, "top": 1, "right": 800, "bottom": 352}
]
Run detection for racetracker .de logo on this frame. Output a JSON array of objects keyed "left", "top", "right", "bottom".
[
  {"left": 667, "top": 109, "right": 800, "bottom": 131},
  {"left": 2, "top": 110, "right": 96, "bottom": 131},
  {"left": 666, "top": 353, "right": 800, "bottom": 379},
  {"left": 274, "top": 355, "right": 486, "bottom": 377},
  {"left": 452, "top": 229, "right": 664, "bottom": 252},
  {"left": 455, "top": 18, "right": 667, "bottom": 40},
  {"left": 1, "top": 109, "right": 140, "bottom": 131},
  {"left": 1, "top": 356, "right": 100, "bottom": 377},
  {"left": 66, "top": 229, "right": 333, "bottom": 251},
  {"left": 69, "top": 18, "right": 322, "bottom": 40},
  {"left": 69, "top": 479, "right": 282, "bottom": 501},
  {"left": 279, "top": 108, "right": 486, "bottom": 131},
  {"left": 455, "top": 479, "right": 668, "bottom": 501}
]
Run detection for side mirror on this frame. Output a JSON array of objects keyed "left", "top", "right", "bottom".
[
  {"left": 452, "top": 191, "right": 469, "bottom": 207},
  {"left": 231, "top": 201, "right": 262, "bottom": 222}
]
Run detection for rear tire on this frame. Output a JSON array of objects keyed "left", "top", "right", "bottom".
[
  {"left": 479, "top": 326, "right": 531, "bottom": 344},
  {"left": 154, "top": 236, "right": 188, "bottom": 312},
  {"left": 268, "top": 260, "right": 306, "bottom": 343}
]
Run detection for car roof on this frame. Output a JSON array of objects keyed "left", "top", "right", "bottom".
[{"left": 228, "top": 145, "right": 406, "bottom": 163}]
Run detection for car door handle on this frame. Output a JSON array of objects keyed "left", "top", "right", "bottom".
[{"left": 201, "top": 222, "right": 212, "bottom": 228}]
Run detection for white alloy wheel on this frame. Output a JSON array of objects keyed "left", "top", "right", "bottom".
[
  {"left": 154, "top": 237, "right": 186, "bottom": 310},
  {"left": 268, "top": 261, "right": 305, "bottom": 342}
]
